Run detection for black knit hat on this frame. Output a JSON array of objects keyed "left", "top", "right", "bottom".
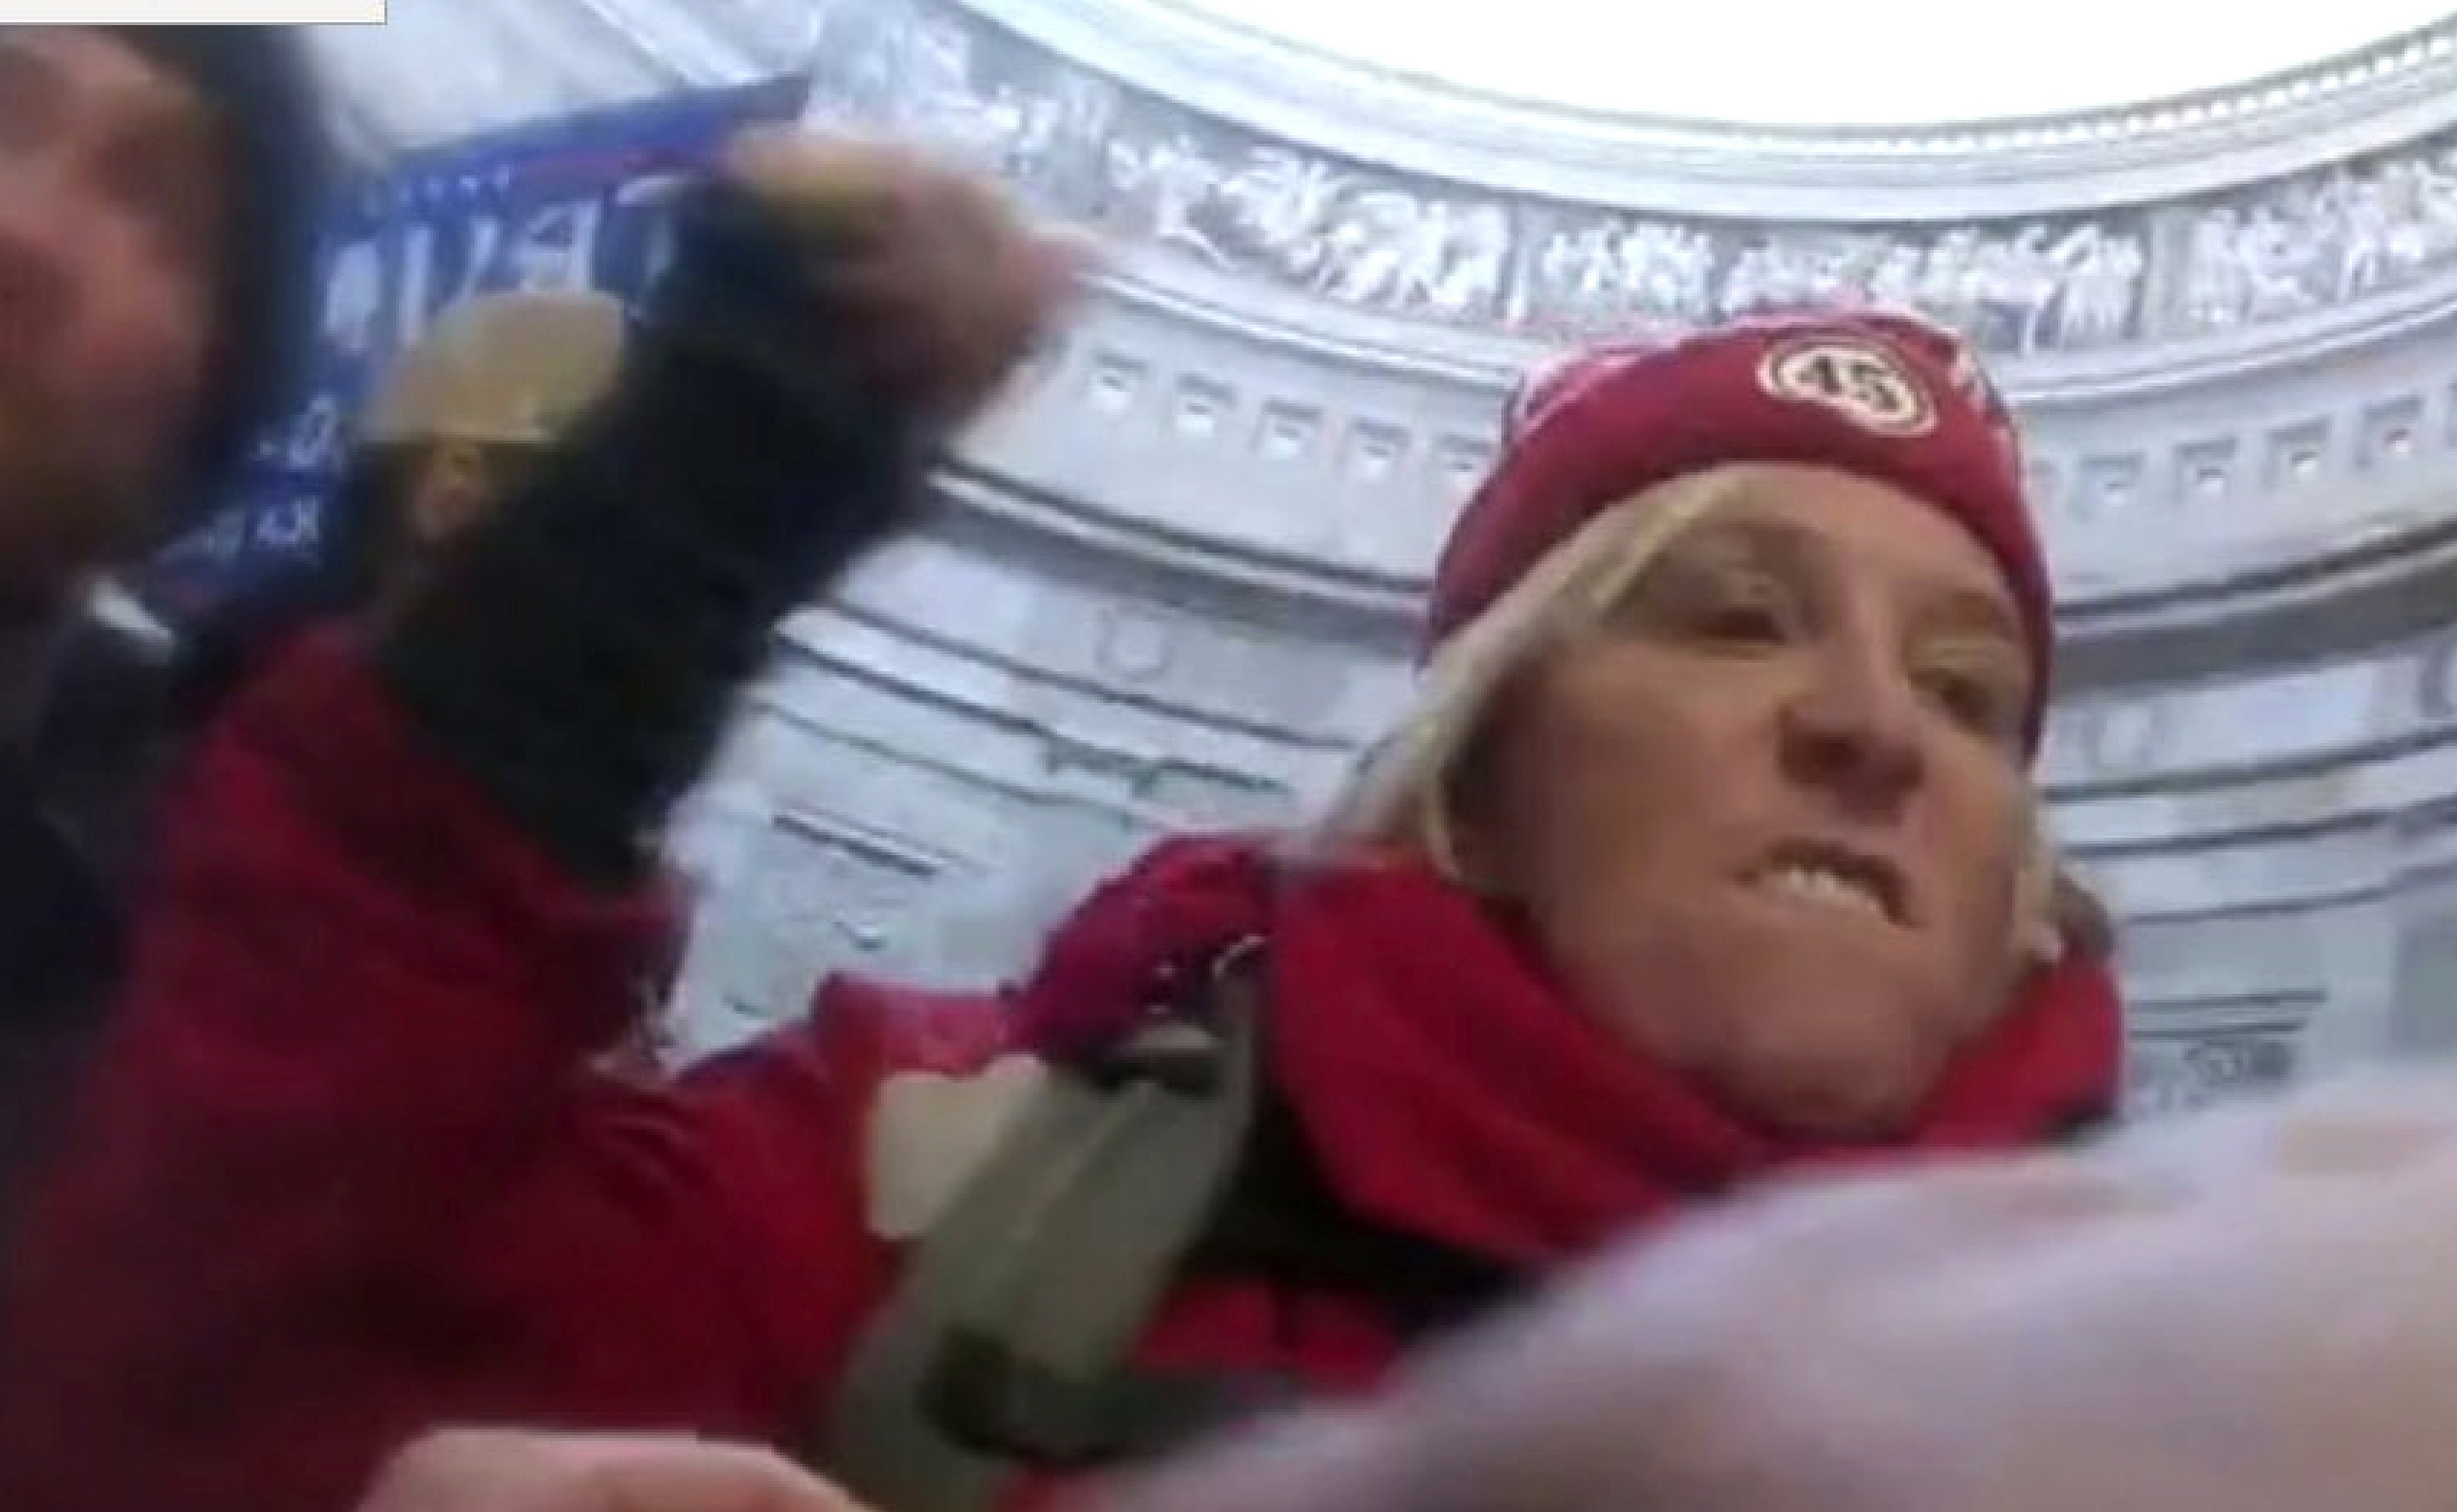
[{"left": 106, "top": 27, "right": 333, "bottom": 512}]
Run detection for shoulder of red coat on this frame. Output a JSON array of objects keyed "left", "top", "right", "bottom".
[{"left": 808, "top": 972, "right": 1021, "bottom": 1079}]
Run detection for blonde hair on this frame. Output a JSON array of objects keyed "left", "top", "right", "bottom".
[{"left": 1313, "top": 463, "right": 2096, "bottom": 968}]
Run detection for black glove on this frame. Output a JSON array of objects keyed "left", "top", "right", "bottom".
[{"left": 375, "top": 179, "right": 925, "bottom": 883}]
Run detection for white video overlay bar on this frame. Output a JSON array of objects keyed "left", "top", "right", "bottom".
[{"left": 0, "top": 1, "right": 382, "bottom": 20}]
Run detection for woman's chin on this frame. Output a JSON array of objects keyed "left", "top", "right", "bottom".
[
  {"left": 1641, "top": 964, "right": 1957, "bottom": 1138},
  {"left": 1702, "top": 1032, "right": 1946, "bottom": 1142}
]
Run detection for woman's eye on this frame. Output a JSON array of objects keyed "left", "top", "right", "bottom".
[
  {"left": 1694, "top": 600, "right": 1788, "bottom": 642},
  {"left": 1616, "top": 556, "right": 1798, "bottom": 647},
  {"left": 1668, "top": 571, "right": 1796, "bottom": 645},
  {"left": 1919, "top": 665, "right": 2022, "bottom": 741}
]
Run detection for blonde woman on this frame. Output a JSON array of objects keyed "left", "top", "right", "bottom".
[{"left": 0, "top": 134, "right": 2120, "bottom": 1512}]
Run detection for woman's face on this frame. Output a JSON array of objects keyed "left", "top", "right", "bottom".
[{"left": 1462, "top": 464, "right": 2036, "bottom": 1138}]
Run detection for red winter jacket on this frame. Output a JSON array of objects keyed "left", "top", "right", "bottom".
[
  {"left": 0, "top": 634, "right": 2124, "bottom": 1512},
  {"left": 0, "top": 642, "right": 1408, "bottom": 1512}
]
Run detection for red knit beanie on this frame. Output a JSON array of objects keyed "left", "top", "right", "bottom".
[{"left": 1427, "top": 310, "right": 2050, "bottom": 748}]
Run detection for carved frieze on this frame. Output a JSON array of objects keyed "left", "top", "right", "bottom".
[
  {"left": 796, "top": 0, "right": 2457, "bottom": 357},
  {"left": 719, "top": 813, "right": 949, "bottom": 1018},
  {"left": 2126, "top": 1027, "right": 2302, "bottom": 1117}
]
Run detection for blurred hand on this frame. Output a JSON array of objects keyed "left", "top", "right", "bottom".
[
  {"left": 1107, "top": 1071, "right": 2457, "bottom": 1512},
  {"left": 719, "top": 127, "right": 1089, "bottom": 430},
  {"left": 358, "top": 1429, "right": 862, "bottom": 1512}
]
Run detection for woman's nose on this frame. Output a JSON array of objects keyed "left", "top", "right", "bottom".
[{"left": 1779, "top": 641, "right": 1927, "bottom": 811}]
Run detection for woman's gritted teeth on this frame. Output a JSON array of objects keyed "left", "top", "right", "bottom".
[{"left": 1744, "top": 839, "right": 1912, "bottom": 928}]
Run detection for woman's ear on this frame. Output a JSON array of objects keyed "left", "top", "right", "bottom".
[
  {"left": 2013, "top": 829, "right": 2116, "bottom": 969},
  {"left": 2051, "top": 870, "right": 2115, "bottom": 962},
  {"left": 1419, "top": 769, "right": 1488, "bottom": 893},
  {"left": 2011, "top": 824, "right": 2063, "bottom": 968},
  {"left": 1421, "top": 676, "right": 1525, "bottom": 896}
]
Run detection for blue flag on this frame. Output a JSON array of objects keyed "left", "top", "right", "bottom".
[{"left": 145, "top": 73, "right": 811, "bottom": 616}]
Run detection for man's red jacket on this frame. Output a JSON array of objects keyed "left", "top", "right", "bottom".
[{"left": 0, "top": 639, "right": 1409, "bottom": 1512}]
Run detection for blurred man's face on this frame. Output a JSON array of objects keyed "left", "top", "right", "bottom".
[{"left": 0, "top": 28, "right": 218, "bottom": 601}]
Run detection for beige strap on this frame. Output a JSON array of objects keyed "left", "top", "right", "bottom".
[{"left": 816, "top": 953, "right": 1264, "bottom": 1512}]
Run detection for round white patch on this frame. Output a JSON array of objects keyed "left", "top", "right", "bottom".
[{"left": 1756, "top": 337, "right": 1937, "bottom": 438}]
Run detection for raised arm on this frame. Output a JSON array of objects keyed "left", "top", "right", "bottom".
[{"left": 0, "top": 134, "right": 1079, "bottom": 1512}]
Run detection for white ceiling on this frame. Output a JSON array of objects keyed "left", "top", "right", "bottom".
[
  {"left": 304, "top": 0, "right": 805, "bottom": 152},
  {"left": 1167, "top": 0, "right": 2457, "bottom": 124}
]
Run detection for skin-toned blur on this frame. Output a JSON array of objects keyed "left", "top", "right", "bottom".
[
  {"left": 1458, "top": 464, "right": 2037, "bottom": 1138},
  {"left": 357, "top": 1429, "right": 862, "bottom": 1512},
  {"left": 364, "top": 1069, "right": 2457, "bottom": 1512},
  {"left": 1098, "top": 1069, "right": 2457, "bottom": 1512},
  {"left": 0, "top": 27, "right": 219, "bottom": 601}
]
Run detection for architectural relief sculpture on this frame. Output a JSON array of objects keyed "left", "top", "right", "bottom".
[
  {"left": 1090, "top": 601, "right": 1177, "bottom": 682},
  {"left": 2126, "top": 1031, "right": 2299, "bottom": 1116},
  {"left": 2060, "top": 697, "right": 2172, "bottom": 778},
  {"left": 795, "top": 0, "right": 2457, "bottom": 356},
  {"left": 1524, "top": 218, "right": 2149, "bottom": 354},
  {"left": 2175, "top": 147, "right": 2457, "bottom": 331},
  {"left": 1520, "top": 217, "right": 1714, "bottom": 340},
  {"left": 2418, "top": 631, "right": 2457, "bottom": 723},
  {"left": 714, "top": 817, "right": 943, "bottom": 1020}
]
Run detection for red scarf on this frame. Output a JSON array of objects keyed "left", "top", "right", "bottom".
[{"left": 1015, "top": 836, "right": 2121, "bottom": 1270}]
